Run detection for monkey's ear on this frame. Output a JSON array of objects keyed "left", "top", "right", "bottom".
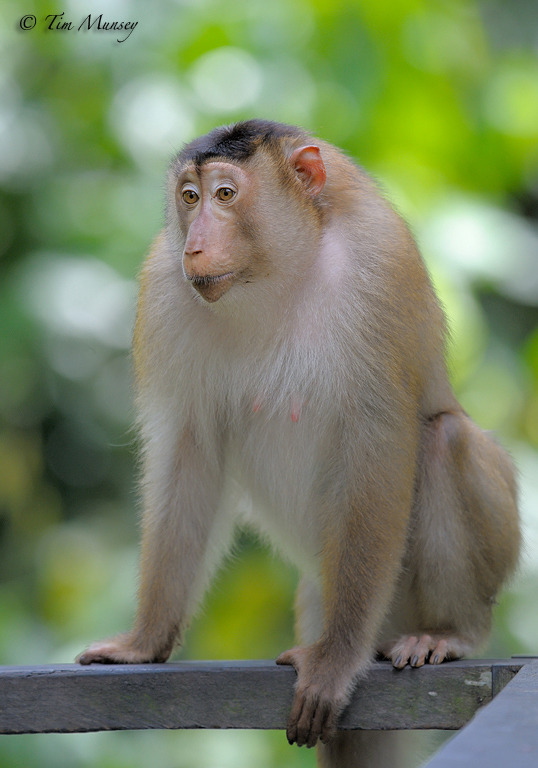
[{"left": 290, "top": 145, "right": 326, "bottom": 196}]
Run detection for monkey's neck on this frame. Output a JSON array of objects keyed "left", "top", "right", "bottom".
[{"left": 204, "top": 223, "right": 347, "bottom": 340}]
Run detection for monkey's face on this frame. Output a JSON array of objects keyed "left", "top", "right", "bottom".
[{"left": 175, "top": 161, "right": 267, "bottom": 303}]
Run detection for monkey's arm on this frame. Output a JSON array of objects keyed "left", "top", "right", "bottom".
[
  {"left": 277, "top": 422, "right": 417, "bottom": 747},
  {"left": 77, "top": 422, "right": 228, "bottom": 664}
]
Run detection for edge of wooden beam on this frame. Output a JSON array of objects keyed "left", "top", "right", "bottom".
[{"left": 0, "top": 658, "right": 526, "bottom": 735}]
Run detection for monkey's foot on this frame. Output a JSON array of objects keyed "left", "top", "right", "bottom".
[
  {"left": 76, "top": 634, "right": 172, "bottom": 665},
  {"left": 276, "top": 645, "right": 356, "bottom": 748},
  {"left": 378, "top": 633, "right": 473, "bottom": 669}
]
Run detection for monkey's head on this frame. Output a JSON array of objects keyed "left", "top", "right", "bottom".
[{"left": 167, "top": 120, "right": 327, "bottom": 304}]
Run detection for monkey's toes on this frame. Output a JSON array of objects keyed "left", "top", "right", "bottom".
[{"left": 379, "top": 633, "right": 468, "bottom": 669}]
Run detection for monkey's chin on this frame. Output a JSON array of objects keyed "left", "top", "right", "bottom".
[{"left": 189, "top": 272, "right": 235, "bottom": 303}]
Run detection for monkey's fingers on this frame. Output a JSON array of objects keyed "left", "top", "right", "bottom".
[
  {"left": 307, "top": 701, "right": 328, "bottom": 748},
  {"left": 314, "top": 700, "right": 337, "bottom": 746},
  {"left": 276, "top": 647, "right": 300, "bottom": 667},
  {"left": 296, "top": 694, "right": 323, "bottom": 748},
  {"left": 276, "top": 647, "right": 306, "bottom": 744},
  {"left": 288, "top": 690, "right": 337, "bottom": 748},
  {"left": 285, "top": 690, "right": 306, "bottom": 745},
  {"left": 276, "top": 645, "right": 345, "bottom": 747},
  {"left": 76, "top": 637, "right": 156, "bottom": 665},
  {"left": 277, "top": 647, "right": 305, "bottom": 744},
  {"left": 77, "top": 644, "right": 136, "bottom": 665},
  {"left": 294, "top": 692, "right": 320, "bottom": 746},
  {"left": 77, "top": 650, "right": 118, "bottom": 665}
]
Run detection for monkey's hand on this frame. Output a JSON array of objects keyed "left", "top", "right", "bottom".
[
  {"left": 76, "top": 633, "right": 173, "bottom": 665},
  {"left": 276, "top": 644, "right": 360, "bottom": 748}
]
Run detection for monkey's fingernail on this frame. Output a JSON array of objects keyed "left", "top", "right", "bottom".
[
  {"left": 411, "top": 655, "right": 419, "bottom": 667},
  {"left": 394, "top": 655, "right": 402, "bottom": 667}
]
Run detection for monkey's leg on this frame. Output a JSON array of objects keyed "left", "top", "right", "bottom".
[
  {"left": 380, "top": 410, "right": 520, "bottom": 669},
  {"left": 78, "top": 425, "right": 232, "bottom": 664}
]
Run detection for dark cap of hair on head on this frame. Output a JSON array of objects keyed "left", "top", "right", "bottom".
[{"left": 175, "top": 119, "right": 310, "bottom": 168}]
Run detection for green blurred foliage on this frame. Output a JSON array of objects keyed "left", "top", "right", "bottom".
[{"left": 0, "top": 0, "right": 538, "bottom": 765}]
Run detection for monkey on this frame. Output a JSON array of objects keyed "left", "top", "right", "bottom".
[{"left": 77, "top": 120, "right": 520, "bottom": 767}]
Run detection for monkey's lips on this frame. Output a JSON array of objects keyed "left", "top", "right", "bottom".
[{"left": 186, "top": 271, "right": 235, "bottom": 303}]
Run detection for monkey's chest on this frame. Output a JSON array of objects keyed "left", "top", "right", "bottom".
[{"left": 226, "top": 400, "right": 338, "bottom": 570}]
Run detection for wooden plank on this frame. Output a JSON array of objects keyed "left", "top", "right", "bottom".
[
  {"left": 0, "top": 659, "right": 521, "bottom": 735},
  {"left": 423, "top": 660, "right": 538, "bottom": 767},
  {"left": 0, "top": 660, "right": 294, "bottom": 735}
]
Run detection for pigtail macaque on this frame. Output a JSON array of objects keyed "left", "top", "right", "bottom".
[{"left": 77, "top": 120, "right": 520, "bottom": 766}]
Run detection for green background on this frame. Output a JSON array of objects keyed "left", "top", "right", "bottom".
[{"left": 1, "top": 0, "right": 538, "bottom": 765}]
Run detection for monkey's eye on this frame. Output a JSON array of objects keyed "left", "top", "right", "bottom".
[
  {"left": 216, "top": 187, "right": 235, "bottom": 202},
  {"left": 182, "top": 189, "right": 199, "bottom": 205}
]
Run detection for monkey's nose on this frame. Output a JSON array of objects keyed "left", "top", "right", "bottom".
[
  {"left": 183, "top": 250, "right": 219, "bottom": 282},
  {"left": 183, "top": 250, "right": 204, "bottom": 274},
  {"left": 184, "top": 247, "right": 203, "bottom": 258}
]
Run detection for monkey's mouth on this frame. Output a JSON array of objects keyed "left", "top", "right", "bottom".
[
  {"left": 187, "top": 272, "right": 234, "bottom": 287},
  {"left": 186, "top": 272, "right": 235, "bottom": 303}
]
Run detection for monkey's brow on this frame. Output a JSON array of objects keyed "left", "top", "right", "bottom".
[
  {"left": 176, "top": 161, "right": 241, "bottom": 185},
  {"left": 176, "top": 163, "right": 203, "bottom": 181},
  {"left": 192, "top": 157, "right": 242, "bottom": 174}
]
